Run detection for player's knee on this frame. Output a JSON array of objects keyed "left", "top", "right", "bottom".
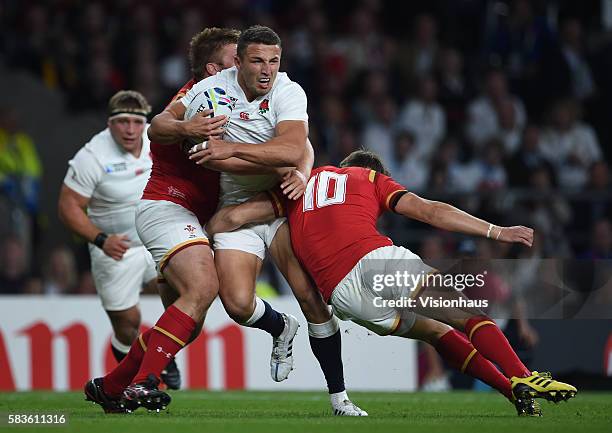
[
  {"left": 219, "top": 292, "right": 255, "bottom": 323},
  {"left": 115, "top": 325, "right": 139, "bottom": 345}
]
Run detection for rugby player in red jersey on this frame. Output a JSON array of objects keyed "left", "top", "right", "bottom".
[
  {"left": 204, "top": 150, "right": 578, "bottom": 416},
  {"left": 84, "top": 28, "right": 243, "bottom": 413}
]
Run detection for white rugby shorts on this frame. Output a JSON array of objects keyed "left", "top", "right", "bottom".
[
  {"left": 330, "top": 245, "right": 436, "bottom": 336},
  {"left": 135, "top": 199, "right": 210, "bottom": 274},
  {"left": 213, "top": 217, "right": 286, "bottom": 260},
  {"left": 89, "top": 244, "right": 156, "bottom": 311}
]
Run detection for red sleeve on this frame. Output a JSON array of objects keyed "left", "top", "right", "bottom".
[{"left": 372, "top": 170, "right": 408, "bottom": 212}]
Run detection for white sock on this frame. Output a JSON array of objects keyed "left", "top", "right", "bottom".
[
  {"left": 110, "top": 334, "right": 131, "bottom": 354},
  {"left": 242, "top": 296, "right": 266, "bottom": 326},
  {"left": 330, "top": 390, "right": 349, "bottom": 405}
]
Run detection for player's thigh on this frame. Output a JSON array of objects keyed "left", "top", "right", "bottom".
[
  {"left": 268, "top": 222, "right": 330, "bottom": 323},
  {"left": 162, "top": 243, "right": 218, "bottom": 303},
  {"left": 90, "top": 245, "right": 144, "bottom": 312},
  {"left": 330, "top": 262, "right": 415, "bottom": 336},
  {"left": 215, "top": 248, "right": 262, "bottom": 314}
]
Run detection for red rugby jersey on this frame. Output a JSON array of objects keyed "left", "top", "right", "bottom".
[
  {"left": 277, "top": 166, "right": 407, "bottom": 301},
  {"left": 142, "top": 79, "right": 220, "bottom": 224}
]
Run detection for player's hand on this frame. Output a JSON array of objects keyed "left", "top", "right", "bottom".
[
  {"left": 495, "top": 225, "right": 533, "bottom": 247},
  {"left": 280, "top": 170, "right": 307, "bottom": 200},
  {"left": 185, "top": 110, "right": 228, "bottom": 141},
  {"left": 188, "top": 138, "right": 236, "bottom": 164},
  {"left": 102, "top": 234, "right": 130, "bottom": 260}
]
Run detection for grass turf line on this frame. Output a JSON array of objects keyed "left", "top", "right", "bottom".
[{"left": 0, "top": 391, "right": 611, "bottom": 433}]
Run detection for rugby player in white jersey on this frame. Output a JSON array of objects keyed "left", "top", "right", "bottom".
[
  {"left": 58, "top": 91, "right": 180, "bottom": 389},
  {"left": 148, "top": 26, "right": 367, "bottom": 415}
]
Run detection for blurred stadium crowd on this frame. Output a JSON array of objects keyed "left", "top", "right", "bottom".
[{"left": 0, "top": 0, "right": 611, "bottom": 299}]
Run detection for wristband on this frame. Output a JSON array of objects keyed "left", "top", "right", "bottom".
[
  {"left": 93, "top": 232, "right": 108, "bottom": 249},
  {"left": 486, "top": 224, "right": 494, "bottom": 239}
]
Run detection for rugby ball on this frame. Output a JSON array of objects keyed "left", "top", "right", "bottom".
[{"left": 184, "top": 87, "right": 233, "bottom": 144}]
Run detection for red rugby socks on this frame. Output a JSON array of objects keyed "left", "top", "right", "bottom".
[{"left": 465, "top": 316, "right": 530, "bottom": 378}]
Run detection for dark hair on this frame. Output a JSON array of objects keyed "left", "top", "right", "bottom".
[
  {"left": 108, "top": 90, "right": 151, "bottom": 117},
  {"left": 189, "top": 27, "right": 241, "bottom": 81},
  {"left": 339, "top": 150, "right": 390, "bottom": 176},
  {"left": 237, "top": 25, "right": 281, "bottom": 58}
]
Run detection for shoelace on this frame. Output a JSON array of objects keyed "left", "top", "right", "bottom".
[
  {"left": 271, "top": 317, "right": 291, "bottom": 361},
  {"left": 535, "top": 371, "right": 552, "bottom": 380}
]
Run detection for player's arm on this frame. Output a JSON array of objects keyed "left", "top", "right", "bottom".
[
  {"left": 205, "top": 192, "right": 277, "bottom": 236},
  {"left": 147, "top": 100, "right": 227, "bottom": 145},
  {"left": 57, "top": 185, "right": 130, "bottom": 260},
  {"left": 190, "top": 138, "right": 313, "bottom": 199},
  {"left": 278, "top": 138, "right": 313, "bottom": 199},
  {"left": 193, "top": 120, "right": 308, "bottom": 166},
  {"left": 394, "top": 192, "right": 533, "bottom": 246}
]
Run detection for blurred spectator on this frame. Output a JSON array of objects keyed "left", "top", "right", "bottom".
[
  {"left": 484, "top": 0, "right": 551, "bottom": 82},
  {"left": 0, "top": 108, "right": 42, "bottom": 253},
  {"left": 436, "top": 48, "right": 470, "bottom": 132},
  {"left": 390, "top": 131, "right": 428, "bottom": 192},
  {"left": 353, "top": 70, "right": 391, "bottom": 125},
  {"left": 0, "top": 235, "right": 39, "bottom": 294},
  {"left": 581, "top": 219, "right": 612, "bottom": 260},
  {"left": 42, "top": 245, "right": 78, "bottom": 295},
  {"left": 315, "top": 95, "right": 347, "bottom": 160},
  {"left": 519, "top": 166, "right": 573, "bottom": 257},
  {"left": 74, "top": 270, "right": 97, "bottom": 295},
  {"left": 539, "top": 17, "right": 595, "bottom": 102},
  {"left": 587, "top": 161, "right": 611, "bottom": 192},
  {"left": 466, "top": 69, "right": 526, "bottom": 148},
  {"left": 361, "top": 98, "right": 397, "bottom": 168},
  {"left": 505, "top": 125, "right": 554, "bottom": 187},
  {"left": 0, "top": 108, "right": 42, "bottom": 216},
  {"left": 473, "top": 138, "right": 508, "bottom": 191},
  {"left": 396, "top": 13, "right": 439, "bottom": 86},
  {"left": 494, "top": 97, "right": 523, "bottom": 155},
  {"left": 397, "top": 75, "right": 446, "bottom": 162},
  {"left": 539, "top": 99, "right": 602, "bottom": 189}
]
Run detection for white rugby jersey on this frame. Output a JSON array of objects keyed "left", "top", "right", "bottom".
[
  {"left": 63, "top": 127, "right": 151, "bottom": 247},
  {"left": 181, "top": 67, "right": 308, "bottom": 206}
]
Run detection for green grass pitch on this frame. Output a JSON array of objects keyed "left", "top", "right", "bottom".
[{"left": 1, "top": 391, "right": 611, "bottom": 433}]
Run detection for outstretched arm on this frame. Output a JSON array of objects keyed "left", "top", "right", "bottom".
[{"left": 394, "top": 192, "right": 534, "bottom": 247}]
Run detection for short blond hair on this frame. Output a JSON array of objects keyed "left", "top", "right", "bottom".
[
  {"left": 189, "top": 27, "right": 241, "bottom": 80},
  {"left": 108, "top": 90, "right": 151, "bottom": 117}
]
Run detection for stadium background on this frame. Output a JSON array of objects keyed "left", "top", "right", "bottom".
[{"left": 1, "top": 0, "right": 611, "bottom": 394}]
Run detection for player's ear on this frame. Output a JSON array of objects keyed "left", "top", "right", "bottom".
[
  {"left": 205, "top": 63, "right": 218, "bottom": 77},
  {"left": 234, "top": 55, "right": 241, "bottom": 69}
]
